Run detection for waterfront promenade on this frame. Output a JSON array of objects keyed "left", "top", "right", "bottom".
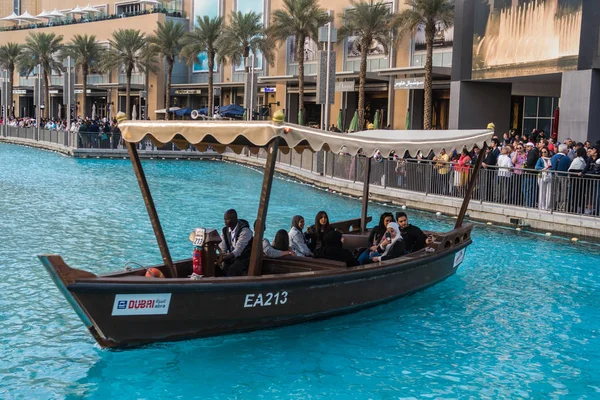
[{"left": 2, "top": 128, "right": 599, "bottom": 239}]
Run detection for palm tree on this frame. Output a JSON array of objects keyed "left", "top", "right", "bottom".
[
  {"left": 0, "top": 42, "right": 22, "bottom": 118},
  {"left": 270, "top": 0, "right": 330, "bottom": 125},
  {"left": 102, "top": 29, "right": 158, "bottom": 119},
  {"left": 62, "top": 34, "right": 105, "bottom": 119},
  {"left": 219, "top": 10, "right": 275, "bottom": 74},
  {"left": 18, "top": 32, "right": 64, "bottom": 119},
  {"left": 147, "top": 20, "right": 186, "bottom": 120},
  {"left": 398, "top": 0, "right": 454, "bottom": 129},
  {"left": 338, "top": 0, "right": 400, "bottom": 131},
  {"left": 180, "top": 16, "right": 224, "bottom": 119}
]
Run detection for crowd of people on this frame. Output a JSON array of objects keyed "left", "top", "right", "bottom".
[
  {"left": 388, "top": 129, "right": 600, "bottom": 215},
  {"left": 217, "top": 209, "right": 433, "bottom": 277}
]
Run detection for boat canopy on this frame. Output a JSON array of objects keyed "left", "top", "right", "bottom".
[{"left": 118, "top": 119, "right": 494, "bottom": 157}]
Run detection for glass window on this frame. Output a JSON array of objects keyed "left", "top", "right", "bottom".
[
  {"left": 13, "top": 0, "right": 19, "bottom": 14},
  {"left": 432, "top": 52, "right": 442, "bottom": 67},
  {"left": 524, "top": 97, "right": 538, "bottom": 118},
  {"left": 192, "top": 0, "right": 220, "bottom": 73},
  {"left": 523, "top": 118, "right": 537, "bottom": 135},
  {"left": 537, "top": 118, "right": 552, "bottom": 134},
  {"left": 538, "top": 97, "right": 552, "bottom": 117},
  {"left": 234, "top": 0, "right": 265, "bottom": 71}
]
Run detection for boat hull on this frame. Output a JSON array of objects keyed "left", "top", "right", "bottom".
[{"left": 41, "top": 240, "right": 469, "bottom": 348}]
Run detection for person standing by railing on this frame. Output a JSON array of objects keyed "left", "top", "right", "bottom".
[
  {"left": 536, "top": 147, "right": 553, "bottom": 211},
  {"left": 550, "top": 144, "right": 571, "bottom": 212},
  {"left": 583, "top": 146, "right": 600, "bottom": 215},
  {"left": 433, "top": 148, "right": 450, "bottom": 195},
  {"left": 522, "top": 142, "right": 540, "bottom": 208},
  {"left": 453, "top": 148, "right": 471, "bottom": 196},
  {"left": 568, "top": 147, "right": 588, "bottom": 213},
  {"left": 497, "top": 146, "right": 514, "bottom": 204},
  {"left": 481, "top": 138, "right": 500, "bottom": 202}
]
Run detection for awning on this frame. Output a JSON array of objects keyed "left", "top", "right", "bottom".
[
  {"left": 118, "top": 119, "right": 494, "bottom": 157},
  {"left": 375, "top": 66, "right": 452, "bottom": 79}
]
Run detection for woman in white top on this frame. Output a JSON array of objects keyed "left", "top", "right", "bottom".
[
  {"left": 497, "top": 146, "right": 514, "bottom": 204},
  {"left": 288, "top": 215, "right": 312, "bottom": 257},
  {"left": 568, "top": 147, "right": 588, "bottom": 213}
]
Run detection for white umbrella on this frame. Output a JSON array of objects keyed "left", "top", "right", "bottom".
[
  {"left": 58, "top": 104, "right": 62, "bottom": 120},
  {"left": 91, "top": 104, "right": 96, "bottom": 120},
  {"left": 0, "top": 12, "right": 20, "bottom": 24},
  {"left": 36, "top": 10, "right": 52, "bottom": 20},
  {"left": 108, "top": 104, "right": 112, "bottom": 120},
  {"left": 47, "top": 9, "right": 66, "bottom": 18},
  {"left": 17, "top": 11, "right": 42, "bottom": 22},
  {"left": 66, "top": 6, "right": 88, "bottom": 15},
  {"left": 81, "top": 4, "right": 101, "bottom": 14},
  {"left": 132, "top": 104, "right": 137, "bottom": 120}
]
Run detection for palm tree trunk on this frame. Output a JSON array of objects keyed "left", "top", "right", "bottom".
[
  {"left": 208, "top": 49, "right": 214, "bottom": 118},
  {"left": 43, "top": 69, "right": 50, "bottom": 120},
  {"left": 126, "top": 68, "right": 132, "bottom": 119},
  {"left": 296, "top": 36, "right": 304, "bottom": 125},
  {"left": 166, "top": 60, "right": 173, "bottom": 121},
  {"left": 82, "top": 64, "right": 88, "bottom": 120},
  {"left": 8, "top": 65, "right": 14, "bottom": 117},
  {"left": 423, "top": 23, "right": 435, "bottom": 130},
  {"left": 358, "top": 38, "right": 368, "bottom": 132}
]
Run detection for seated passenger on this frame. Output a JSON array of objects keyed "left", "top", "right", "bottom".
[
  {"left": 372, "top": 222, "right": 406, "bottom": 263},
  {"left": 305, "top": 210, "right": 333, "bottom": 252},
  {"left": 395, "top": 212, "right": 434, "bottom": 253},
  {"left": 255, "top": 222, "right": 296, "bottom": 258},
  {"left": 288, "top": 215, "right": 312, "bottom": 257},
  {"left": 314, "top": 230, "right": 359, "bottom": 267},
  {"left": 219, "top": 209, "right": 253, "bottom": 276},
  {"left": 369, "top": 212, "right": 394, "bottom": 246},
  {"left": 357, "top": 212, "right": 394, "bottom": 265}
]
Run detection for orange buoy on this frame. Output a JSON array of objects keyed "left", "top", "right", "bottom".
[{"left": 145, "top": 268, "right": 165, "bottom": 278}]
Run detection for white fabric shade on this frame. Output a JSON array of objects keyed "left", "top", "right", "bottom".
[
  {"left": 139, "top": 0, "right": 161, "bottom": 4},
  {"left": 118, "top": 119, "right": 495, "bottom": 157},
  {"left": 0, "top": 12, "right": 20, "bottom": 22},
  {"left": 154, "top": 107, "right": 181, "bottom": 114},
  {"left": 81, "top": 4, "right": 101, "bottom": 13},
  {"left": 36, "top": 10, "right": 51, "bottom": 19},
  {"left": 47, "top": 9, "right": 66, "bottom": 18},
  {"left": 66, "top": 6, "right": 87, "bottom": 15},
  {"left": 17, "top": 11, "right": 41, "bottom": 21}
]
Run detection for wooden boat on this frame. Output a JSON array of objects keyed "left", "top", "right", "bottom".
[{"left": 39, "top": 112, "right": 493, "bottom": 348}]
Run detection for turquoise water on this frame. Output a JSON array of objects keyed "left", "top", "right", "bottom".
[{"left": 1, "top": 143, "right": 599, "bottom": 399}]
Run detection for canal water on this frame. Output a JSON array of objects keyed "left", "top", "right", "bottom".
[{"left": 1, "top": 143, "right": 599, "bottom": 399}]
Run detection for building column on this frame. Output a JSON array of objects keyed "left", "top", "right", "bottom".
[
  {"left": 449, "top": 81, "right": 512, "bottom": 133},
  {"left": 558, "top": 69, "right": 600, "bottom": 144}
]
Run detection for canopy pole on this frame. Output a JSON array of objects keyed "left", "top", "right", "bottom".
[
  {"left": 248, "top": 137, "right": 280, "bottom": 276},
  {"left": 125, "top": 141, "right": 176, "bottom": 277},
  {"left": 455, "top": 143, "right": 488, "bottom": 229},
  {"left": 360, "top": 156, "right": 371, "bottom": 233}
]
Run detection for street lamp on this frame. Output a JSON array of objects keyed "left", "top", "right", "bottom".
[{"left": 247, "top": 53, "right": 255, "bottom": 121}]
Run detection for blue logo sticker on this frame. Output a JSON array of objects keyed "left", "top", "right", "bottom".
[{"left": 117, "top": 300, "right": 128, "bottom": 309}]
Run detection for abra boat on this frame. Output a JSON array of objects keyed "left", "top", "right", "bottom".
[{"left": 39, "top": 112, "right": 493, "bottom": 348}]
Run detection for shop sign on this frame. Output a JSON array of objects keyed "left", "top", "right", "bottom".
[
  {"left": 175, "top": 89, "right": 202, "bottom": 95},
  {"left": 335, "top": 81, "right": 355, "bottom": 92},
  {"left": 394, "top": 77, "right": 425, "bottom": 90},
  {"left": 261, "top": 87, "right": 276, "bottom": 93},
  {"left": 74, "top": 89, "right": 92, "bottom": 94},
  {"left": 48, "top": 90, "right": 59, "bottom": 94},
  {"left": 13, "top": 89, "right": 27, "bottom": 94}
]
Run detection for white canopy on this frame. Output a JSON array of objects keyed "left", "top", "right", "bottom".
[
  {"left": 66, "top": 6, "right": 87, "bottom": 15},
  {"left": 139, "top": 0, "right": 161, "bottom": 4},
  {"left": 17, "top": 11, "right": 41, "bottom": 22},
  {"left": 47, "top": 9, "right": 66, "bottom": 18},
  {"left": 81, "top": 4, "right": 101, "bottom": 13},
  {"left": 118, "top": 119, "right": 495, "bottom": 157},
  {"left": 36, "top": 10, "right": 51, "bottom": 19},
  {"left": 154, "top": 107, "right": 181, "bottom": 114},
  {"left": 0, "top": 12, "right": 20, "bottom": 23}
]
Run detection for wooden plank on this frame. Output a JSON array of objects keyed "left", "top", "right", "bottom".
[
  {"left": 247, "top": 138, "right": 280, "bottom": 276},
  {"left": 455, "top": 143, "right": 488, "bottom": 229},
  {"left": 360, "top": 157, "right": 371, "bottom": 233},
  {"left": 125, "top": 141, "right": 176, "bottom": 277}
]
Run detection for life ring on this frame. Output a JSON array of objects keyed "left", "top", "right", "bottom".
[{"left": 145, "top": 267, "right": 165, "bottom": 278}]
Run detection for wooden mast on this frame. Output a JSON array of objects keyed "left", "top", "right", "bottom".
[
  {"left": 247, "top": 137, "right": 281, "bottom": 276},
  {"left": 124, "top": 140, "right": 176, "bottom": 278},
  {"left": 360, "top": 156, "right": 371, "bottom": 233},
  {"left": 455, "top": 143, "right": 488, "bottom": 229}
]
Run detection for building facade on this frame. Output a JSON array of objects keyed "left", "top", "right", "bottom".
[{"left": 1, "top": 0, "right": 599, "bottom": 142}]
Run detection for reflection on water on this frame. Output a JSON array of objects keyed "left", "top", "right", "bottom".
[
  {"left": 1, "top": 144, "right": 599, "bottom": 399},
  {"left": 473, "top": 0, "right": 582, "bottom": 76}
]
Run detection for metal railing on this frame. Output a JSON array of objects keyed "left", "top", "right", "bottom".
[
  {"left": 246, "top": 150, "right": 600, "bottom": 218},
  {"left": 3, "top": 126, "right": 76, "bottom": 147}
]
